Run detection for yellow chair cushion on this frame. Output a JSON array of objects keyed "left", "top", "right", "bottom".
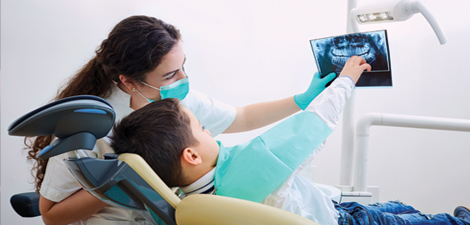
[{"left": 175, "top": 194, "right": 319, "bottom": 225}]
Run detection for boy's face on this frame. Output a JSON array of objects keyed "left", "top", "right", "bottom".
[{"left": 182, "top": 106, "right": 220, "bottom": 167}]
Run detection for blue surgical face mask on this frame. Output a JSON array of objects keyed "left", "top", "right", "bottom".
[{"left": 135, "top": 77, "right": 190, "bottom": 103}]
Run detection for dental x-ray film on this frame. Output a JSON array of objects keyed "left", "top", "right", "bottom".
[{"left": 310, "top": 30, "right": 392, "bottom": 87}]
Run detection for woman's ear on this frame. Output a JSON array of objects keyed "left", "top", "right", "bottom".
[
  {"left": 119, "top": 75, "right": 137, "bottom": 92},
  {"left": 181, "top": 148, "right": 202, "bottom": 166}
]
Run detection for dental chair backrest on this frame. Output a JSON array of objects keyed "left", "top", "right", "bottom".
[{"left": 9, "top": 95, "right": 318, "bottom": 225}]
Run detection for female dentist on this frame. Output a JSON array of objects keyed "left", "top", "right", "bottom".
[{"left": 27, "top": 15, "right": 335, "bottom": 225}]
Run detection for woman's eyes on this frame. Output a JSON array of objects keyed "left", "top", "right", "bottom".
[{"left": 165, "top": 72, "right": 177, "bottom": 80}]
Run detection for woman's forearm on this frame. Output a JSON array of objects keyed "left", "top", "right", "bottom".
[
  {"left": 40, "top": 189, "right": 108, "bottom": 225},
  {"left": 224, "top": 96, "right": 300, "bottom": 133}
]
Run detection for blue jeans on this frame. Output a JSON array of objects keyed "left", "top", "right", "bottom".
[{"left": 335, "top": 201, "right": 470, "bottom": 225}]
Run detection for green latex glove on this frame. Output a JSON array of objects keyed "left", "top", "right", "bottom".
[{"left": 294, "top": 72, "right": 336, "bottom": 110}]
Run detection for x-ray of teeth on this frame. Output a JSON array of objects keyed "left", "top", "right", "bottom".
[{"left": 310, "top": 30, "right": 392, "bottom": 87}]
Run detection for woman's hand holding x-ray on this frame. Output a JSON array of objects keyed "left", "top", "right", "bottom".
[
  {"left": 339, "top": 56, "right": 372, "bottom": 84},
  {"left": 294, "top": 71, "right": 336, "bottom": 110}
]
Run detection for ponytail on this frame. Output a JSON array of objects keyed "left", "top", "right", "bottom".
[{"left": 56, "top": 56, "right": 114, "bottom": 99}]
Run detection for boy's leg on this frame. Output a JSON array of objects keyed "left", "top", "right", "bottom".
[
  {"left": 397, "top": 212, "right": 470, "bottom": 225},
  {"left": 366, "top": 200, "right": 418, "bottom": 214},
  {"left": 336, "top": 201, "right": 470, "bottom": 225}
]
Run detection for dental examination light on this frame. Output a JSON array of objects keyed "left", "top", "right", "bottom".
[
  {"left": 351, "top": 0, "right": 447, "bottom": 44},
  {"left": 338, "top": 0, "right": 447, "bottom": 203}
]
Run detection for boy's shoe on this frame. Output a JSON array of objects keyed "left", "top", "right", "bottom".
[{"left": 454, "top": 206, "right": 470, "bottom": 223}]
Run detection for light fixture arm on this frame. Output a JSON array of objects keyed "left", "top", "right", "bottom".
[{"left": 410, "top": 0, "right": 447, "bottom": 44}]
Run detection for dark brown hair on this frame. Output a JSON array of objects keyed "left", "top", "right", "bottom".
[
  {"left": 111, "top": 98, "right": 198, "bottom": 187},
  {"left": 25, "top": 15, "right": 181, "bottom": 192}
]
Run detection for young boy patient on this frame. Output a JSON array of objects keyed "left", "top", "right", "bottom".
[{"left": 110, "top": 56, "right": 470, "bottom": 225}]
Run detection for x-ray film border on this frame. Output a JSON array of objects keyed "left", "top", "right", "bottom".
[
  {"left": 309, "top": 30, "right": 391, "bottom": 73},
  {"left": 310, "top": 30, "right": 390, "bottom": 73}
]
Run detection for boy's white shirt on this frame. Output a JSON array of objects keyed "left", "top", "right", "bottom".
[{"left": 181, "top": 76, "right": 355, "bottom": 225}]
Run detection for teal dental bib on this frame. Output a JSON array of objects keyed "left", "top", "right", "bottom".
[{"left": 214, "top": 111, "right": 332, "bottom": 203}]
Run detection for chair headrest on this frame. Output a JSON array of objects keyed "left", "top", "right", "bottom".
[{"left": 8, "top": 95, "right": 115, "bottom": 158}]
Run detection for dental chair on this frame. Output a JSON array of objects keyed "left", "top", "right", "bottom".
[{"left": 8, "top": 95, "right": 318, "bottom": 225}]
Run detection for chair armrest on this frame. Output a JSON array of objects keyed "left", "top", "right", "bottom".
[{"left": 10, "top": 192, "right": 41, "bottom": 217}]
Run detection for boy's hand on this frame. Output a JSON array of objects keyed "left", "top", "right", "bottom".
[{"left": 339, "top": 56, "right": 371, "bottom": 84}]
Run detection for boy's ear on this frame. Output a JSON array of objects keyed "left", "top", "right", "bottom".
[{"left": 181, "top": 148, "right": 202, "bottom": 165}]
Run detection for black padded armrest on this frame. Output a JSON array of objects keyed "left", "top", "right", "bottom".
[{"left": 10, "top": 192, "right": 41, "bottom": 217}]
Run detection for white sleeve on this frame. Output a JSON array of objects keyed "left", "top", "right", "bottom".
[
  {"left": 286, "top": 76, "right": 355, "bottom": 182},
  {"left": 181, "top": 89, "right": 236, "bottom": 137},
  {"left": 304, "top": 76, "right": 355, "bottom": 130},
  {"left": 40, "top": 152, "right": 83, "bottom": 202},
  {"left": 263, "top": 77, "right": 355, "bottom": 221}
]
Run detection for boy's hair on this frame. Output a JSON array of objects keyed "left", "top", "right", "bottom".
[{"left": 110, "top": 98, "right": 198, "bottom": 187}]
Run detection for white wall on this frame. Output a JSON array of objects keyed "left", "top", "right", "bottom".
[{"left": 2, "top": 0, "right": 469, "bottom": 223}]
